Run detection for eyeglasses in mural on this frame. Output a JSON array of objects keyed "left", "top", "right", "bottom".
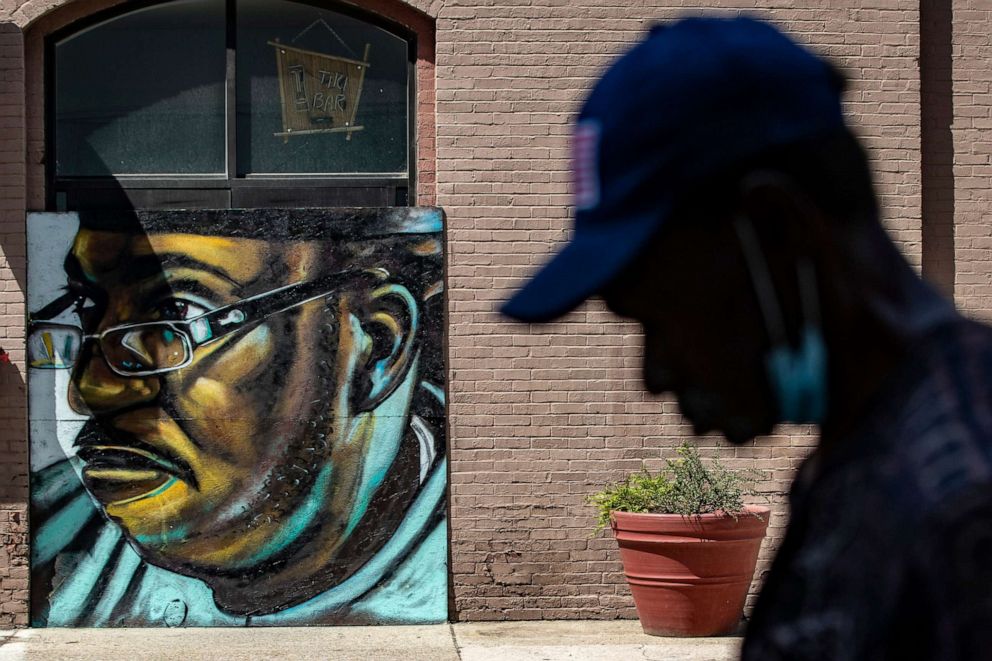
[{"left": 27, "top": 208, "right": 447, "bottom": 626}]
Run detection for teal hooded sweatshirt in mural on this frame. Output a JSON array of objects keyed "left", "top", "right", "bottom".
[{"left": 31, "top": 426, "right": 447, "bottom": 627}]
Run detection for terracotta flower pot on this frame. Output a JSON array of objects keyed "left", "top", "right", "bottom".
[{"left": 611, "top": 506, "right": 770, "bottom": 637}]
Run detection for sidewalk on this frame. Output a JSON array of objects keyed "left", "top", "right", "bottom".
[{"left": 0, "top": 621, "right": 741, "bottom": 660}]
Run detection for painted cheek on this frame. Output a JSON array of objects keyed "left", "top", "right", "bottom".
[
  {"left": 177, "top": 325, "right": 276, "bottom": 421},
  {"left": 172, "top": 327, "right": 276, "bottom": 467},
  {"left": 199, "top": 325, "right": 276, "bottom": 383},
  {"left": 185, "top": 377, "right": 257, "bottom": 458}
]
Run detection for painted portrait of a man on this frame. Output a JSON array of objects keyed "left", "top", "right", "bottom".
[{"left": 27, "top": 208, "right": 447, "bottom": 626}]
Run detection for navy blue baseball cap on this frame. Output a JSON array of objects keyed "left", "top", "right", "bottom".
[{"left": 502, "top": 16, "right": 847, "bottom": 322}]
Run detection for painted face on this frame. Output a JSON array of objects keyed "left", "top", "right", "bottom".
[
  {"left": 65, "top": 229, "right": 414, "bottom": 604},
  {"left": 601, "top": 218, "right": 777, "bottom": 444}
]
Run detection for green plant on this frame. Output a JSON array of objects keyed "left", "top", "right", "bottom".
[{"left": 587, "top": 443, "right": 759, "bottom": 532}]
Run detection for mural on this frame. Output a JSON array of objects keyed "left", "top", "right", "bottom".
[{"left": 27, "top": 208, "right": 447, "bottom": 627}]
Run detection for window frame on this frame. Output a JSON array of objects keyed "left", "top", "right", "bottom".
[{"left": 44, "top": 0, "right": 418, "bottom": 211}]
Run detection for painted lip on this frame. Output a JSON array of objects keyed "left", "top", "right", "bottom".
[{"left": 74, "top": 421, "right": 198, "bottom": 503}]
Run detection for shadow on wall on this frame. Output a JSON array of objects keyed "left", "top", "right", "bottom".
[
  {"left": 0, "top": 354, "right": 28, "bottom": 627},
  {"left": 0, "top": 21, "right": 26, "bottom": 302},
  {"left": 0, "top": 20, "right": 29, "bottom": 507},
  {"left": 0, "top": 356, "right": 28, "bottom": 503},
  {"left": 920, "top": 0, "right": 955, "bottom": 296}
]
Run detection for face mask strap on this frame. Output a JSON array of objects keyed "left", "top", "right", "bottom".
[
  {"left": 732, "top": 215, "right": 828, "bottom": 424},
  {"left": 732, "top": 216, "right": 789, "bottom": 346},
  {"left": 796, "top": 257, "right": 820, "bottom": 328}
]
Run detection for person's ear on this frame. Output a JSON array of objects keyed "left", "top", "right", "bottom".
[
  {"left": 737, "top": 171, "right": 833, "bottom": 326},
  {"left": 350, "top": 282, "right": 420, "bottom": 413},
  {"left": 737, "top": 170, "right": 826, "bottom": 257}
]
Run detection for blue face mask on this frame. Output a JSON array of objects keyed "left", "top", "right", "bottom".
[
  {"left": 765, "top": 324, "right": 828, "bottom": 424},
  {"left": 734, "top": 217, "right": 828, "bottom": 425}
]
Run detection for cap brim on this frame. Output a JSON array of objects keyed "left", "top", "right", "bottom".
[{"left": 501, "top": 208, "right": 666, "bottom": 322}]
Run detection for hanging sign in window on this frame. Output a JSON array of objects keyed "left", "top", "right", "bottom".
[{"left": 269, "top": 39, "right": 370, "bottom": 141}]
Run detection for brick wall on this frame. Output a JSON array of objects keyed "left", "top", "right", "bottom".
[
  {"left": 0, "top": 0, "right": 985, "bottom": 626},
  {"left": 0, "top": 20, "right": 28, "bottom": 627},
  {"left": 952, "top": 0, "right": 992, "bottom": 321}
]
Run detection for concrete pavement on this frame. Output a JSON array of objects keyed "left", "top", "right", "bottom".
[{"left": 0, "top": 621, "right": 742, "bottom": 660}]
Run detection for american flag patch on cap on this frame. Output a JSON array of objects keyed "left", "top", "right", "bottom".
[{"left": 572, "top": 120, "right": 601, "bottom": 211}]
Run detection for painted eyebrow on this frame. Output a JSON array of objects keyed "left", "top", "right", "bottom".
[
  {"left": 123, "top": 253, "right": 245, "bottom": 290},
  {"left": 66, "top": 251, "right": 242, "bottom": 287},
  {"left": 140, "top": 278, "right": 227, "bottom": 308}
]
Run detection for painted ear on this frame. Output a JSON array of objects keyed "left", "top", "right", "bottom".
[{"left": 351, "top": 283, "right": 420, "bottom": 413}]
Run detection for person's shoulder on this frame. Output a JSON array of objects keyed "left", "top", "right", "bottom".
[
  {"left": 886, "top": 317, "right": 992, "bottom": 512},
  {"left": 915, "top": 316, "right": 992, "bottom": 428},
  {"left": 936, "top": 315, "right": 992, "bottom": 356}
]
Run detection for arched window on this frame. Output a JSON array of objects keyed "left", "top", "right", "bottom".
[{"left": 49, "top": 0, "right": 415, "bottom": 209}]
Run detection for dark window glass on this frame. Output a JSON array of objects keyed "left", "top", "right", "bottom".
[
  {"left": 54, "top": 0, "right": 226, "bottom": 176},
  {"left": 236, "top": 0, "right": 409, "bottom": 175}
]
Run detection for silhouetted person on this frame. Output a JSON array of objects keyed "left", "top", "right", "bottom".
[{"left": 504, "top": 17, "right": 992, "bottom": 660}]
